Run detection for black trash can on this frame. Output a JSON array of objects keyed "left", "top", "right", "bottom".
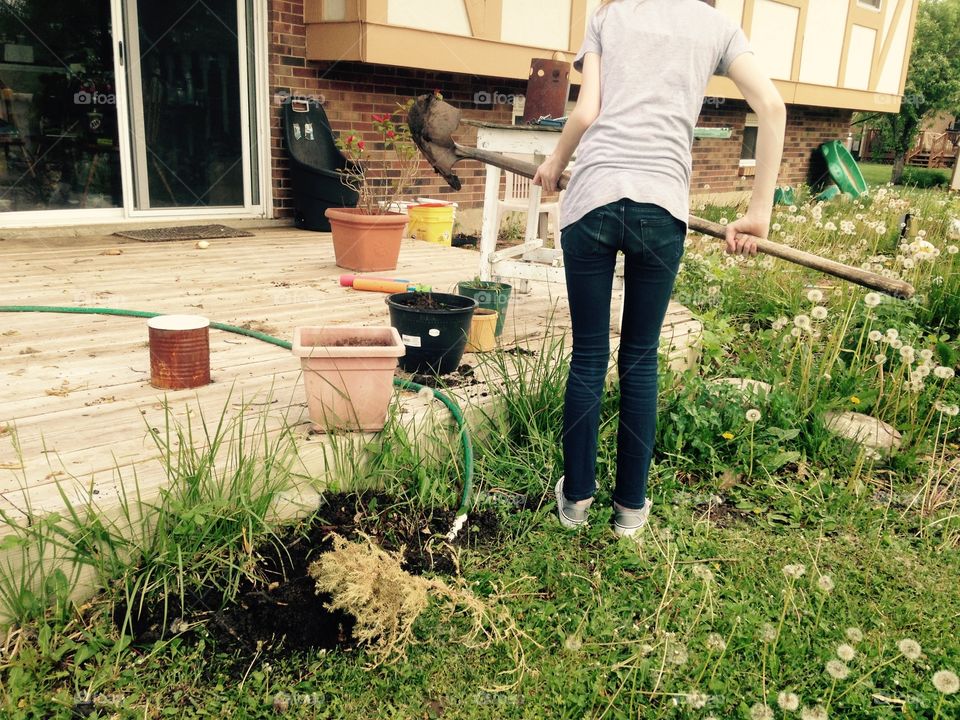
[
  {"left": 386, "top": 293, "right": 477, "bottom": 375},
  {"left": 283, "top": 98, "right": 359, "bottom": 231}
]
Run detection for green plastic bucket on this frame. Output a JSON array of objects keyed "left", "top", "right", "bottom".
[{"left": 456, "top": 281, "right": 512, "bottom": 337}]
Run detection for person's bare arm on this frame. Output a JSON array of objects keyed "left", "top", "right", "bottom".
[
  {"left": 533, "top": 52, "right": 601, "bottom": 192},
  {"left": 723, "top": 52, "right": 787, "bottom": 254}
]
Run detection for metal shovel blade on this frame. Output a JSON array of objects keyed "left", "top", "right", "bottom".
[{"left": 407, "top": 93, "right": 466, "bottom": 190}]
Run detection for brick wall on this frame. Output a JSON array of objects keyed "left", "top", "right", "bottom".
[
  {"left": 269, "top": 0, "right": 523, "bottom": 221},
  {"left": 269, "top": 2, "right": 850, "bottom": 222},
  {"left": 691, "top": 100, "right": 852, "bottom": 197}
]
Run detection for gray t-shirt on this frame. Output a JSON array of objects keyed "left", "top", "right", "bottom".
[{"left": 561, "top": 0, "right": 752, "bottom": 229}]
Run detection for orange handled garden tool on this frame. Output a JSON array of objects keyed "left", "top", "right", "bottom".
[
  {"left": 407, "top": 93, "right": 915, "bottom": 299},
  {"left": 353, "top": 278, "right": 430, "bottom": 293}
]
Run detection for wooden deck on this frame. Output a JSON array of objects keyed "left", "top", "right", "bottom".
[{"left": 0, "top": 227, "right": 700, "bottom": 533}]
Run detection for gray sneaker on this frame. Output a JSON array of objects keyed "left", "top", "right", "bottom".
[
  {"left": 555, "top": 477, "right": 594, "bottom": 529},
  {"left": 613, "top": 499, "right": 653, "bottom": 537}
]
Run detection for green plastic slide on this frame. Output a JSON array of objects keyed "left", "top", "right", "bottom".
[{"left": 820, "top": 140, "right": 868, "bottom": 198}]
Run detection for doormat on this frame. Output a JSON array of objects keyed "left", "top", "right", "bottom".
[{"left": 114, "top": 224, "right": 255, "bottom": 242}]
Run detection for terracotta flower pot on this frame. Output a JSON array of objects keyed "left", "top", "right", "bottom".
[
  {"left": 291, "top": 326, "right": 405, "bottom": 432},
  {"left": 324, "top": 207, "right": 408, "bottom": 272},
  {"left": 465, "top": 309, "right": 498, "bottom": 353}
]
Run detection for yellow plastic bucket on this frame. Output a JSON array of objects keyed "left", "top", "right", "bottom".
[{"left": 407, "top": 203, "right": 455, "bottom": 245}]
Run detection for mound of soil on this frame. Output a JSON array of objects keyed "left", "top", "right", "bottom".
[
  {"left": 113, "top": 492, "right": 501, "bottom": 659},
  {"left": 451, "top": 233, "right": 479, "bottom": 248},
  {"left": 409, "top": 363, "right": 480, "bottom": 389}
]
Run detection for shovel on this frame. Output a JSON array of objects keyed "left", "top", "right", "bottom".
[{"left": 407, "top": 93, "right": 915, "bottom": 299}]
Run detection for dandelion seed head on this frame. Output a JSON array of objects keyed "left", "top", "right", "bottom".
[
  {"left": 812, "top": 306, "right": 829, "bottom": 320},
  {"left": 934, "top": 366, "right": 955, "bottom": 380},
  {"left": 777, "top": 692, "right": 800, "bottom": 712},
  {"left": 846, "top": 627, "right": 863, "bottom": 644},
  {"left": 874, "top": 354, "right": 887, "bottom": 365},
  {"left": 687, "top": 691, "right": 709, "bottom": 708},
  {"left": 760, "top": 623, "right": 778, "bottom": 643},
  {"left": 898, "top": 638, "right": 922, "bottom": 660},
  {"left": 692, "top": 564, "right": 715, "bottom": 582},
  {"left": 836, "top": 644, "right": 856, "bottom": 661},
  {"left": 817, "top": 575, "right": 835, "bottom": 593},
  {"left": 801, "top": 705, "right": 829, "bottom": 720},
  {"left": 868, "top": 330, "right": 883, "bottom": 342},
  {"left": 706, "top": 633, "right": 727, "bottom": 652},
  {"left": 826, "top": 659, "right": 850, "bottom": 679},
  {"left": 932, "top": 670, "right": 959, "bottom": 694},
  {"left": 890, "top": 338, "right": 903, "bottom": 350},
  {"left": 794, "top": 314, "right": 812, "bottom": 330},
  {"left": 746, "top": 409, "right": 762, "bottom": 423},
  {"left": 948, "top": 245, "right": 958, "bottom": 255},
  {"left": 782, "top": 564, "right": 806, "bottom": 580},
  {"left": 885, "top": 328, "right": 899, "bottom": 340},
  {"left": 864, "top": 293, "right": 882, "bottom": 308},
  {"left": 750, "top": 703, "right": 774, "bottom": 720},
  {"left": 807, "top": 289, "right": 824, "bottom": 303}
]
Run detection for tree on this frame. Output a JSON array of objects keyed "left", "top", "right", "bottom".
[{"left": 876, "top": 0, "right": 960, "bottom": 184}]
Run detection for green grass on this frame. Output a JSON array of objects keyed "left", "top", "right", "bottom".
[
  {"left": 858, "top": 162, "right": 894, "bottom": 187},
  {"left": 1, "top": 184, "right": 959, "bottom": 718},
  {"left": 857, "top": 162, "right": 953, "bottom": 189}
]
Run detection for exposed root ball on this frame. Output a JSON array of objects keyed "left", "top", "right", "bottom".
[
  {"left": 309, "top": 533, "right": 517, "bottom": 667},
  {"left": 309, "top": 533, "right": 430, "bottom": 660}
]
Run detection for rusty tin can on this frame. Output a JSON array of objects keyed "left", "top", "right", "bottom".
[
  {"left": 521, "top": 59, "right": 571, "bottom": 124},
  {"left": 148, "top": 315, "right": 211, "bottom": 390}
]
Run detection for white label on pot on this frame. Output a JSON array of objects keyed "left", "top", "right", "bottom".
[
  {"left": 402, "top": 334, "right": 422, "bottom": 348},
  {"left": 428, "top": 328, "right": 441, "bottom": 337}
]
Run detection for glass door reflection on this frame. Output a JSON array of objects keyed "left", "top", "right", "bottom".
[{"left": 126, "top": 0, "right": 244, "bottom": 209}]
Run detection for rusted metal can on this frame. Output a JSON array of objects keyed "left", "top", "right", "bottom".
[
  {"left": 521, "top": 59, "right": 571, "bottom": 124},
  {"left": 148, "top": 315, "right": 211, "bottom": 390}
]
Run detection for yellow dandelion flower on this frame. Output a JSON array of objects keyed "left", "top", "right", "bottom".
[
  {"left": 850, "top": 396, "right": 861, "bottom": 405},
  {"left": 722, "top": 432, "right": 735, "bottom": 440}
]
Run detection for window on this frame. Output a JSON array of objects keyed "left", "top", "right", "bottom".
[
  {"left": 858, "top": 0, "right": 882, "bottom": 10},
  {"left": 740, "top": 113, "right": 758, "bottom": 166}
]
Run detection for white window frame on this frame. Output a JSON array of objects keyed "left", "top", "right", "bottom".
[{"left": 739, "top": 112, "right": 759, "bottom": 168}]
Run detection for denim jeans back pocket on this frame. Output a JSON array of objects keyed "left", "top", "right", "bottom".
[
  {"left": 643, "top": 215, "right": 686, "bottom": 267},
  {"left": 561, "top": 206, "right": 607, "bottom": 258}
]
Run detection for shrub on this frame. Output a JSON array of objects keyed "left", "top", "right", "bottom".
[{"left": 899, "top": 167, "right": 948, "bottom": 189}]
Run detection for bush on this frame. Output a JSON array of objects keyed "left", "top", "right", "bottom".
[{"left": 899, "top": 166, "right": 949, "bottom": 188}]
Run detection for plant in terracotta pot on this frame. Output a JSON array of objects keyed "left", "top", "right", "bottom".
[{"left": 325, "top": 104, "right": 424, "bottom": 272}]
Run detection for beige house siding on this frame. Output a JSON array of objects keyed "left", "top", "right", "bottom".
[{"left": 304, "top": 0, "right": 919, "bottom": 112}]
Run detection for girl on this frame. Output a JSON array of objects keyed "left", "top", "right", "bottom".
[{"left": 534, "top": 0, "right": 786, "bottom": 536}]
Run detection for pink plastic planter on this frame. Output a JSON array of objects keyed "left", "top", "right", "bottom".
[{"left": 292, "top": 326, "right": 405, "bottom": 432}]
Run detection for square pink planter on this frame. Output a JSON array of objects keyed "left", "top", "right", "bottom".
[{"left": 292, "top": 326, "right": 405, "bottom": 432}]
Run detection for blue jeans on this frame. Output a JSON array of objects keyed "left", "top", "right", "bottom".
[{"left": 561, "top": 199, "right": 685, "bottom": 510}]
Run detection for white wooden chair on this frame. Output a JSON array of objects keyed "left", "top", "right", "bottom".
[{"left": 495, "top": 171, "right": 562, "bottom": 246}]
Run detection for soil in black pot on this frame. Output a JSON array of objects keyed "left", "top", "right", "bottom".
[{"left": 399, "top": 293, "right": 466, "bottom": 311}]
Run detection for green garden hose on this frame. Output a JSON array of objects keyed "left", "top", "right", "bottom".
[{"left": 0, "top": 305, "right": 474, "bottom": 518}]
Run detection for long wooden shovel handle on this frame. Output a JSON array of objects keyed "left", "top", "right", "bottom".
[
  {"left": 687, "top": 217, "right": 915, "bottom": 299},
  {"left": 457, "top": 146, "right": 915, "bottom": 299}
]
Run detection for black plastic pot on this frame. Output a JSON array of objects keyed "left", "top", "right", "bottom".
[
  {"left": 456, "top": 281, "right": 512, "bottom": 337},
  {"left": 386, "top": 292, "right": 477, "bottom": 375}
]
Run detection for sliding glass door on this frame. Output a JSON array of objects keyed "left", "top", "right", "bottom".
[
  {"left": 0, "top": 0, "right": 264, "bottom": 224},
  {"left": 123, "top": 0, "right": 250, "bottom": 210},
  {"left": 0, "top": 0, "right": 122, "bottom": 213}
]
